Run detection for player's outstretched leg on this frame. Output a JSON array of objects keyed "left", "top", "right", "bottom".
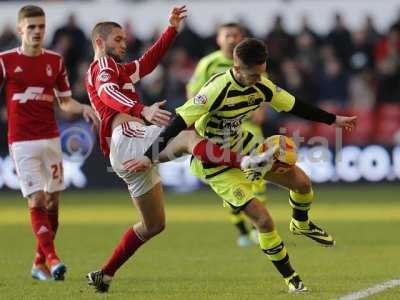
[
  {"left": 87, "top": 183, "right": 165, "bottom": 293},
  {"left": 29, "top": 191, "right": 66, "bottom": 281},
  {"left": 243, "top": 198, "right": 308, "bottom": 293}
]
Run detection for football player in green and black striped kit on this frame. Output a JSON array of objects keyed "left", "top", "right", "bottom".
[{"left": 187, "top": 23, "right": 267, "bottom": 247}]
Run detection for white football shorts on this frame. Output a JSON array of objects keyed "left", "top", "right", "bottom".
[
  {"left": 9, "top": 137, "right": 65, "bottom": 197},
  {"left": 109, "top": 121, "right": 164, "bottom": 198}
]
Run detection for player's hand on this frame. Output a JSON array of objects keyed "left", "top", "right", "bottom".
[
  {"left": 168, "top": 5, "right": 187, "bottom": 30},
  {"left": 334, "top": 115, "right": 357, "bottom": 132},
  {"left": 141, "top": 100, "right": 172, "bottom": 127},
  {"left": 82, "top": 105, "right": 99, "bottom": 131},
  {"left": 123, "top": 156, "right": 152, "bottom": 172}
]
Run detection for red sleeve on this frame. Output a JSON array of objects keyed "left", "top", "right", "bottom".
[
  {"left": 54, "top": 57, "right": 72, "bottom": 97},
  {"left": 94, "top": 56, "right": 144, "bottom": 117},
  {"left": 124, "top": 26, "right": 177, "bottom": 81},
  {"left": 0, "top": 56, "right": 5, "bottom": 90}
]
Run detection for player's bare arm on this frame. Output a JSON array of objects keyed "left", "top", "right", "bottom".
[{"left": 58, "top": 96, "right": 99, "bottom": 129}]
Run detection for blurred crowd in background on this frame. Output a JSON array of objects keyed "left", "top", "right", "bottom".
[{"left": 1, "top": 12, "right": 400, "bottom": 152}]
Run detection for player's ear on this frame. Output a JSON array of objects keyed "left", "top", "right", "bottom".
[
  {"left": 95, "top": 36, "right": 104, "bottom": 49},
  {"left": 216, "top": 32, "right": 222, "bottom": 48},
  {"left": 16, "top": 21, "right": 23, "bottom": 35}
]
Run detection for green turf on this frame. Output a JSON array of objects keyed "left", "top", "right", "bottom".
[{"left": 0, "top": 185, "right": 400, "bottom": 300}]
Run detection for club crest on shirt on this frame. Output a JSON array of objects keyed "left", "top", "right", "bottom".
[
  {"left": 193, "top": 94, "right": 207, "bottom": 105},
  {"left": 46, "top": 64, "right": 52, "bottom": 77},
  {"left": 248, "top": 94, "right": 256, "bottom": 105},
  {"left": 98, "top": 71, "right": 111, "bottom": 82},
  {"left": 275, "top": 85, "right": 282, "bottom": 93},
  {"left": 233, "top": 187, "right": 245, "bottom": 200}
]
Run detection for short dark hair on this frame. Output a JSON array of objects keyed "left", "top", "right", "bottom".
[
  {"left": 234, "top": 38, "right": 267, "bottom": 67},
  {"left": 217, "top": 22, "right": 244, "bottom": 34},
  {"left": 18, "top": 5, "right": 45, "bottom": 22},
  {"left": 91, "top": 22, "right": 122, "bottom": 45}
]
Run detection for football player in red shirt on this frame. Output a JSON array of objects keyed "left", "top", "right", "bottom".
[
  {"left": 85, "top": 6, "right": 250, "bottom": 292},
  {"left": 0, "top": 5, "right": 98, "bottom": 281}
]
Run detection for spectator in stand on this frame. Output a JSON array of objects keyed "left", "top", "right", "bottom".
[
  {"left": 264, "top": 15, "right": 295, "bottom": 76},
  {"left": 164, "top": 47, "right": 195, "bottom": 110},
  {"left": 350, "top": 29, "right": 375, "bottom": 72},
  {"left": 317, "top": 47, "right": 349, "bottom": 106},
  {"left": 326, "top": 13, "right": 353, "bottom": 67},
  {"left": 299, "top": 15, "right": 321, "bottom": 45},
  {"left": 173, "top": 22, "right": 204, "bottom": 59},
  {"left": 51, "top": 14, "right": 88, "bottom": 86},
  {"left": 295, "top": 31, "right": 319, "bottom": 74},
  {"left": 280, "top": 58, "right": 317, "bottom": 102},
  {"left": 375, "top": 25, "right": 400, "bottom": 103},
  {"left": 348, "top": 29, "right": 376, "bottom": 108},
  {"left": 123, "top": 20, "right": 143, "bottom": 62},
  {"left": 348, "top": 69, "right": 376, "bottom": 108},
  {"left": 0, "top": 24, "right": 19, "bottom": 51},
  {"left": 364, "top": 15, "right": 381, "bottom": 46},
  {"left": 140, "top": 63, "right": 166, "bottom": 106}
]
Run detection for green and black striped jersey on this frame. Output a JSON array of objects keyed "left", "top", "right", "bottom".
[
  {"left": 177, "top": 69, "right": 295, "bottom": 154},
  {"left": 186, "top": 50, "right": 233, "bottom": 97}
]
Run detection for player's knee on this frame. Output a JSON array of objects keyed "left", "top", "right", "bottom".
[
  {"left": 256, "top": 215, "right": 274, "bottom": 232},
  {"left": 249, "top": 211, "right": 273, "bottom": 232},
  {"left": 147, "top": 220, "right": 166, "bottom": 237},
  {"left": 295, "top": 176, "right": 312, "bottom": 194},
  {"left": 27, "top": 191, "right": 47, "bottom": 208},
  {"left": 46, "top": 193, "right": 60, "bottom": 211}
]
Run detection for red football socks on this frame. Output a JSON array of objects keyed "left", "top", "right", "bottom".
[
  {"left": 30, "top": 207, "right": 59, "bottom": 264},
  {"left": 34, "top": 210, "right": 59, "bottom": 265},
  {"left": 102, "top": 228, "right": 145, "bottom": 277},
  {"left": 192, "top": 139, "right": 242, "bottom": 168},
  {"left": 47, "top": 210, "right": 59, "bottom": 234}
]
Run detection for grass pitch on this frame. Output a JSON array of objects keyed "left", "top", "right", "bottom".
[{"left": 0, "top": 185, "right": 399, "bottom": 300}]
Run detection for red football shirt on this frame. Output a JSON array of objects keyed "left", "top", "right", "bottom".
[
  {"left": 0, "top": 47, "right": 71, "bottom": 144},
  {"left": 86, "top": 26, "right": 177, "bottom": 156}
]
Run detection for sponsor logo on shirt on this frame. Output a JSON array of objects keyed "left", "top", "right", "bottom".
[
  {"left": 12, "top": 87, "right": 53, "bottom": 103},
  {"left": 193, "top": 94, "right": 207, "bottom": 105},
  {"left": 221, "top": 115, "right": 245, "bottom": 132},
  {"left": 98, "top": 71, "right": 111, "bottom": 82}
]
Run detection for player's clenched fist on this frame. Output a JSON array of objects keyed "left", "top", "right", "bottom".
[{"left": 168, "top": 5, "right": 187, "bottom": 30}]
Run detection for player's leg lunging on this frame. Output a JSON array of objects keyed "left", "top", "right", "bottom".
[
  {"left": 87, "top": 183, "right": 165, "bottom": 293},
  {"left": 243, "top": 199, "right": 308, "bottom": 293}
]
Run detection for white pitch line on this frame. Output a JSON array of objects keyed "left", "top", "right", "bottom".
[{"left": 338, "top": 279, "right": 400, "bottom": 300}]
